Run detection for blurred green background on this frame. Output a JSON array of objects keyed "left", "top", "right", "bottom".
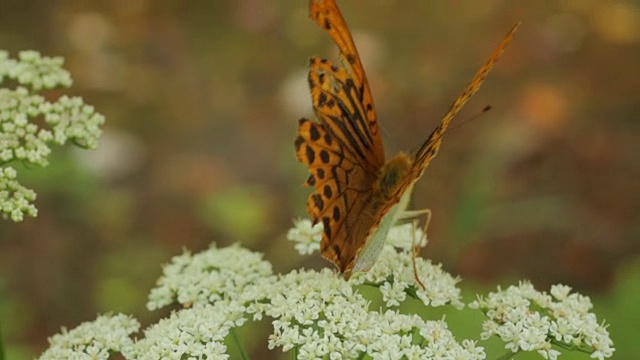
[{"left": 0, "top": 0, "right": 638, "bottom": 359}]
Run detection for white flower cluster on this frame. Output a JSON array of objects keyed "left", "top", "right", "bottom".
[
  {"left": 0, "top": 86, "right": 50, "bottom": 166},
  {"left": 469, "top": 282, "right": 615, "bottom": 360},
  {"left": 0, "top": 50, "right": 72, "bottom": 90},
  {"left": 0, "top": 50, "right": 105, "bottom": 221},
  {"left": 144, "top": 241, "right": 475, "bottom": 359},
  {"left": 0, "top": 166, "right": 37, "bottom": 221},
  {"left": 37, "top": 240, "right": 615, "bottom": 359},
  {"left": 287, "top": 218, "right": 322, "bottom": 255},
  {"left": 147, "top": 243, "right": 276, "bottom": 310},
  {"left": 38, "top": 313, "right": 139, "bottom": 360},
  {"left": 123, "top": 302, "right": 244, "bottom": 360},
  {"left": 258, "top": 269, "right": 484, "bottom": 360},
  {"left": 287, "top": 219, "right": 464, "bottom": 309}
]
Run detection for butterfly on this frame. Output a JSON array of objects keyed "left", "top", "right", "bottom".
[{"left": 295, "top": 0, "right": 519, "bottom": 279}]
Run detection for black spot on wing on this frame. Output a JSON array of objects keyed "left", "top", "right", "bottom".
[
  {"left": 322, "top": 216, "right": 332, "bottom": 237},
  {"left": 323, "top": 184, "right": 333, "bottom": 198},
  {"left": 294, "top": 136, "right": 304, "bottom": 152},
  {"left": 306, "top": 145, "right": 316, "bottom": 164},
  {"left": 324, "top": 134, "right": 333, "bottom": 146},
  {"left": 332, "top": 205, "right": 341, "bottom": 221},
  {"left": 312, "top": 193, "right": 324, "bottom": 211},
  {"left": 332, "top": 244, "right": 342, "bottom": 260},
  {"left": 306, "top": 174, "right": 315, "bottom": 186},
  {"left": 320, "top": 150, "right": 330, "bottom": 164},
  {"left": 318, "top": 92, "right": 328, "bottom": 107},
  {"left": 309, "top": 124, "right": 321, "bottom": 141}
]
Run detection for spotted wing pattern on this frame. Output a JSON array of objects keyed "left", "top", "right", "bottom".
[
  {"left": 309, "top": 0, "right": 384, "bottom": 168},
  {"left": 295, "top": 0, "right": 386, "bottom": 273}
]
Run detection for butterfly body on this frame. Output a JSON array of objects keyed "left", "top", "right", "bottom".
[
  {"left": 296, "top": 0, "right": 519, "bottom": 279},
  {"left": 375, "top": 153, "right": 411, "bottom": 199},
  {"left": 349, "top": 175, "right": 415, "bottom": 277}
]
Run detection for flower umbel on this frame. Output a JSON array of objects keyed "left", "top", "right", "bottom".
[
  {"left": 38, "top": 314, "right": 140, "bottom": 360},
  {"left": 0, "top": 50, "right": 105, "bottom": 221},
  {"left": 287, "top": 218, "right": 322, "bottom": 255},
  {"left": 470, "top": 281, "right": 615, "bottom": 360},
  {"left": 147, "top": 243, "right": 275, "bottom": 310},
  {"left": 261, "top": 269, "right": 482, "bottom": 360},
  {"left": 37, "top": 229, "right": 615, "bottom": 359},
  {"left": 110, "top": 236, "right": 478, "bottom": 359},
  {"left": 123, "top": 302, "right": 242, "bottom": 360},
  {"left": 131, "top": 233, "right": 476, "bottom": 359}
]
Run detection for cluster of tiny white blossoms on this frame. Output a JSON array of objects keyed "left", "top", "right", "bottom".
[
  {"left": 110, "top": 243, "right": 275, "bottom": 359},
  {"left": 287, "top": 217, "right": 323, "bottom": 255},
  {"left": 36, "top": 227, "right": 615, "bottom": 359},
  {"left": 0, "top": 50, "right": 72, "bottom": 90},
  {"left": 143, "top": 237, "right": 477, "bottom": 359},
  {"left": 469, "top": 281, "right": 615, "bottom": 360},
  {"left": 0, "top": 50, "right": 105, "bottom": 221},
  {"left": 147, "top": 243, "right": 276, "bottom": 310},
  {"left": 36, "top": 241, "right": 481, "bottom": 359},
  {"left": 123, "top": 301, "right": 245, "bottom": 360},
  {"left": 257, "top": 268, "right": 484, "bottom": 360},
  {"left": 37, "top": 313, "right": 139, "bottom": 360},
  {"left": 0, "top": 166, "right": 36, "bottom": 221},
  {"left": 287, "top": 219, "right": 464, "bottom": 309}
]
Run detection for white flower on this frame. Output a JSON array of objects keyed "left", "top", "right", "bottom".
[
  {"left": 470, "top": 281, "right": 615, "bottom": 359},
  {"left": 287, "top": 218, "right": 322, "bottom": 255},
  {"left": 124, "top": 302, "right": 236, "bottom": 359},
  {"left": 0, "top": 166, "right": 38, "bottom": 221},
  {"left": 36, "top": 240, "right": 614, "bottom": 360},
  {"left": 147, "top": 243, "right": 275, "bottom": 310},
  {"left": 288, "top": 216, "right": 465, "bottom": 311},
  {"left": 37, "top": 314, "right": 139, "bottom": 360},
  {"left": 379, "top": 281, "right": 407, "bottom": 307},
  {"left": 550, "top": 284, "right": 572, "bottom": 300},
  {"left": 9, "top": 51, "right": 72, "bottom": 90},
  {"left": 352, "top": 244, "right": 464, "bottom": 310},
  {"left": 258, "top": 267, "right": 481, "bottom": 359},
  {"left": 385, "top": 222, "right": 427, "bottom": 250},
  {"left": 0, "top": 51, "right": 105, "bottom": 221}
]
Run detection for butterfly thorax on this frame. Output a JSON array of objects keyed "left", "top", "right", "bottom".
[{"left": 373, "top": 152, "right": 412, "bottom": 206}]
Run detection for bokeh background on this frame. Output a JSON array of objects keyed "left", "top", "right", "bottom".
[{"left": 1, "top": 0, "right": 638, "bottom": 358}]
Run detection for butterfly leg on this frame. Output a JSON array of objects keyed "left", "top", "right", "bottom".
[{"left": 404, "top": 209, "right": 432, "bottom": 291}]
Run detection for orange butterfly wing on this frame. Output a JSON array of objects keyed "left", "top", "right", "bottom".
[
  {"left": 392, "top": 23, "right": 521, "bottom": 199},
  {"left": 295, "top": 0, "right": 384, "bottom": 274},
  {"left": 296, "top": 0, "right": 519, "bottom": 278},
  {"left": 309, "top": 0, "right": 384, "bottom": 167},
  {"left": 360, "top": 25, "right": 521, "bottom": 273}
]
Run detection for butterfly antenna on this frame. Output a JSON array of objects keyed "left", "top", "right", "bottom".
[
  {"left": 410, "top": 23, "right": 519, "bottom": 171},
  {"left": 451, "top": 105, "right": 492, "bottom": 131}
]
